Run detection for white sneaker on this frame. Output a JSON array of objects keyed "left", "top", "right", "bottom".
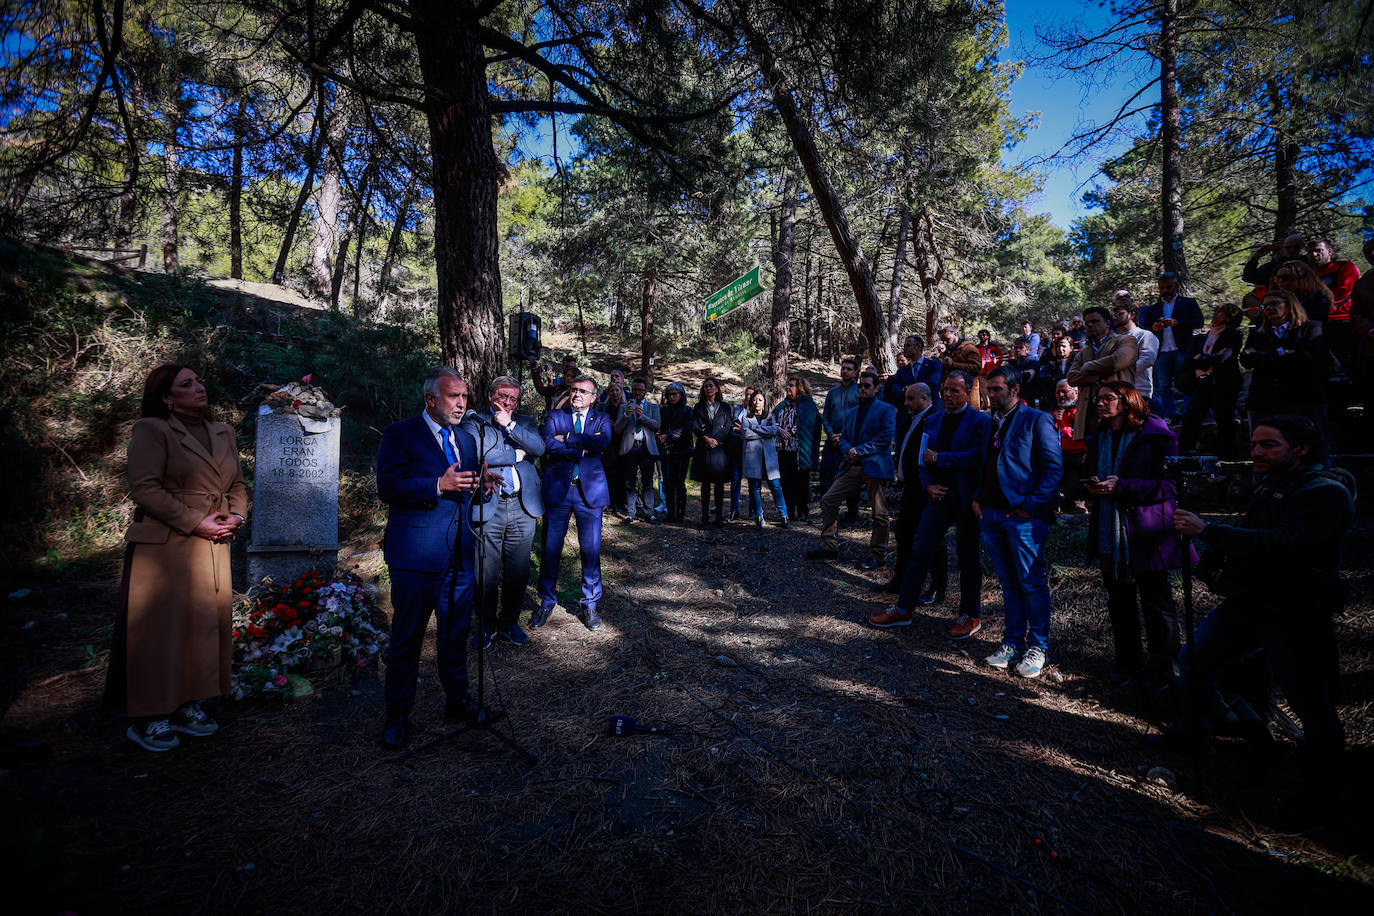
[
  {"left": 985, "top": 644, "right": 1018, "bottom": 669},
  {"left": 171, "top": 701, "right": 219, "bottom": 736},
  {"left": 1016, "top": 648, "right": 1047, "bottom": 678},
  {"left": 127, "top": 718, "right": 180, "bottom": 752}
]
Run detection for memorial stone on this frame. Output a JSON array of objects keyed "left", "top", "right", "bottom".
[{"left": 247, "top": 382, "right": 342, "bottom": 586}]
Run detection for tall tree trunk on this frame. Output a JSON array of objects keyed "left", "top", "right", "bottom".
[
  {"left": 310, "top": 91, "right": 348, "bottom": 300},
  {"left": 413, "top": 0, "right": 504, "bottom": 391},
  {"left": 272, "top": 83, "right": 327, "bottom": 285},
  {"left": 331, "top": 158, "right": 373, "bottom": 308},
  {"left": 640, "top": 270, "right": 656, "bottom": 385},
  {"left": 740, "top": 17, "right": 895, "bottom": 373},
  {"left": 768, "top": 171, "right": 798, "bottom": 400},
  {"left": 351, "top": 207, "right": 368, "bottom": 312},
  {"left": 160, "top": 105, "right": 181, "bottom": 274},
  {"left": 376, "top": 174, "right": 416, "bottom": 309},
  {"left": 910, "top": 209, "right": 944, "bottom": 341},
  {"left": 1159, "top": 0, "right": 1189, "bottom": 287},
  {"left": 229, "top": 94, "right": 248, "bottom": 279},
  {"left": 1269, "top": 82, "right": 1300, "bottom": 240},
  {"left": 887, "top": 204, "right": 909, "bottom": 350},
  {"left": 115, "top": 79, "right": 142, "bottom": 249}
]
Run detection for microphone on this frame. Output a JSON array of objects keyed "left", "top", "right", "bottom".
[{"left": 463, "top": 409, "right": 497, "bottom": 428}]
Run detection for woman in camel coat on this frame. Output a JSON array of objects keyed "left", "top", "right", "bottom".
[{"left": 106, "top": 364, "right": 247, "bottom": 751}]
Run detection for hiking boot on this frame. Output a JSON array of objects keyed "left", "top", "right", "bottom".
[
  {"left": 985, "top": 644, "right": 1018, "bottom": 669},
  {"left": 127, "top": 718, "right": 180, "bottom": 752},
  {"left": 171, "top": 701, "right": 219, "bottom": 737},
  {"left": 1015, "top": 648, "right": 1047, "bottom": 678},
  {"left": 945, "top": 615, "right": 981, "bottom": 639},
  {"left": 869, "top": 606, "right": 913, "bottom": 628}
]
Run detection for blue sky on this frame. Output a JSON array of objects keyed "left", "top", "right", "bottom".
[{"left": 1004, "top": 0, "right": 1151, "bottom": 229}]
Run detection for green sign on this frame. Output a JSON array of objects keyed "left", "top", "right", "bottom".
[{"left": 704, "top": 265, "right": 766, "bottom": 321}]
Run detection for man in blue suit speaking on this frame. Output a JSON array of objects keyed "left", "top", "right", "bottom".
[
  {"left": 974, "top": 366, "right": 1063, "bottom": 678},
  {"left": 375, "top": 366, "right": 494, "bottom": 750},
  {"left": 806, "top": 368, "right": 896, "bottom": 570},
  {"left": 536, "top": 375, "right": 612, "bottom": 631}
]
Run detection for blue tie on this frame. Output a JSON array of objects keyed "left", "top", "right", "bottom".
[{"left": 441, "top": 428, "right": 458, "bottom": 467}]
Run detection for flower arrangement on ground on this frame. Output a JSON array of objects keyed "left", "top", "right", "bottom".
[{"left": 231, "top": 569, "right": 388, "bottom": 698}]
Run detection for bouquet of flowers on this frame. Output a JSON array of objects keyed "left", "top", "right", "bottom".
[{"left": 231, "top": 570, "right": 388, "bottom": 698}]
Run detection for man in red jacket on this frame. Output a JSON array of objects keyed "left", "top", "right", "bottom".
[{"left": 1310, "top": 238, "right": 1362, "bottom": 384}]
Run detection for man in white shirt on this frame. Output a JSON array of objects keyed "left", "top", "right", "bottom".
[
  {"left": 1112, "top": 297, "right": 1161, "bottom": 412},
  {"left": 1142, "top": 272, "right": 1204, "bottom": 421}
]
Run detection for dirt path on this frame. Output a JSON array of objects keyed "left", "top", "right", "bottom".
[{"left": 4, "top": 509, "right": 1373, "bottom": 914}]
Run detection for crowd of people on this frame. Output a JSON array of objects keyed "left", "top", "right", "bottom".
[{"left": 108, "top": 235, "right": 1367, "bottom": 789}]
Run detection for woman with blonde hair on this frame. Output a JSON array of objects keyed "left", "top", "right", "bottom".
[
  {"left": 1241, "top": 289, "right": 1330, "bottom": 435},
  {"left": 1271, "top": 260, "right": 1334, "bottom": 324}
]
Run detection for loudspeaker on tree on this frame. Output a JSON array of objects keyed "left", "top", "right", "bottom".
[{"left": 508, "top": 312, "right": 541, "bottom": 361}]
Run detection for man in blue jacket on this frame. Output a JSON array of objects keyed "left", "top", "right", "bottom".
[
  {"left": 870, "top": 371, "right": 992, "bottom": 630},
  {"left": 536, "top": 375, "right": 612, "bottom": 631},
  {"left": 461, "top": 375, "right": 545, "bottom": 649},
  {"left": 974, "top": 366, "right": 1063, "bottom": 678},
  {"left": 375, "top": 366, "right": 495, "bottom": 750},
  {"left": 806, "top": 368, "right": 896, "bottom": 570}
]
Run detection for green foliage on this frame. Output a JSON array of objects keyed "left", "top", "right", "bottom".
[{"left": 0, "top": 239, "right": 436, "bottom": 578}]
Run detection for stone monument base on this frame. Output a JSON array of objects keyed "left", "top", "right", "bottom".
[{"left": 247, "top": 545, "right": 340, "bottom": 590}]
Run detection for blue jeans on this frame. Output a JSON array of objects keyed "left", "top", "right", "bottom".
[
  {"left": 978, "top": 508, "right": 1051, "bottom": 653},
  {"left": 1152, "top": 349, "right": 1187, "bottom": 420},
  {"left": 748, "top": 477, "right": 787, "bottom": 519}
]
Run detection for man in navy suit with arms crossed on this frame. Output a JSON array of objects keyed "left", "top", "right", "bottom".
[
  {"left": 375, "top": 366, "right": 496, "bottom": 750},
  {"left": 536, "top": 375, "right": 612, "bottom": 631}
]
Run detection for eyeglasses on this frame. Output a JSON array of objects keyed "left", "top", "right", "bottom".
[
  {"left": 491, "top": 392, "right": 518, "bottom": 404},
  {"left": 1096, "top": 395, "right": 1121, "bottom": 404},
  {"left": 858, "top": 381, "right": 875, "bottom": 389},
  {"left": 570, "top": 387, "right": 595, "bottom": 397}
]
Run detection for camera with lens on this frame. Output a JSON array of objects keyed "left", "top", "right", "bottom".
[{"left": 1163, "top": 454, "right": 1252, "bottom": 511}]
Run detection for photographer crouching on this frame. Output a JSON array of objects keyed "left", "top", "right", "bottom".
[{"left": 1171, "top": 416, "right": 1356, "bottom": 787}]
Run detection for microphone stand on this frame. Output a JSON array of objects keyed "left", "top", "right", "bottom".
[
  {"left": 398, "top": 413, "right": 537, "bottom": 766},
  {"left": 1177, "top": 528, "right": 1203, "bottom": 790}
]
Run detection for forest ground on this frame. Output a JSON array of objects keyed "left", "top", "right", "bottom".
[{"left": 2, "top": 263, "right": 1373, "bottom": 914}]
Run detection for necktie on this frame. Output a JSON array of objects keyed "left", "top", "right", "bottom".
[
  {"left": 441, "top": 428, "right": 459, "bottom": 467},
  {"left": 572, "top": 412, "right": 583, "bottom": 479}
]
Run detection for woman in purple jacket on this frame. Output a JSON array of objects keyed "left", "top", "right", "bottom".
[{"left": 1084, "top": 382, "right": 1190, "bottom": 688}]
